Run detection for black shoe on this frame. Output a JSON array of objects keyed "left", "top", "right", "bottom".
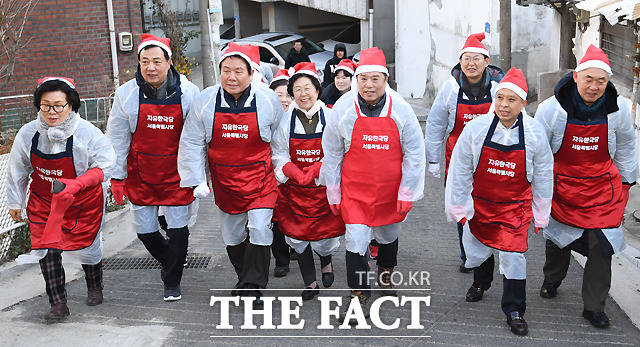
[
  {"left": 465, "top": 283, "right": 486, "bottom": 302},
  {"left": 322, "top": 271, "right": 334, "bottom": 288},
  {"left": 163, "top": 286, "right": 182, "bottom": 301},
  {"left": 274, "top": 266, "right": 290, "bottom": 278},
  {"left": 506, "top": 311, "right": 528, "bottom": 336},
  {"left": 540, "top": 281, "right": 558, "bottom": 299},
  {"left": 230, "top": 281, "right": 244, "bottom": 296},
  {"left": 459, "top": 260, "right": 472, "bottom": 273},
  {"left": 377, "top": 266, "right": 397, "bottom": 296},
  {"left": 301, "top": 283, "right": 320, "bottom": 301},
  {"left": 583, "top": 310, "right": 610, "bottom": 328},
  {"left": 242, "top": 289, "right": 264, "bottom": 309}
]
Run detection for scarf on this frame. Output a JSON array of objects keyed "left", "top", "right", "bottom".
[
  {"left": 572, "top": 87, "right": 605, "bottom": 121},
  {"left": 37, "top": 111, "right": 79, "bottom": 143},
  {"left": 293, "top": 100, "right": 325, "bottom": 119}
]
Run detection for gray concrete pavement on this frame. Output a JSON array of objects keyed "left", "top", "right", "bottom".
[{"left": 2, "top": 175, "right": 640, "bottom": 346}]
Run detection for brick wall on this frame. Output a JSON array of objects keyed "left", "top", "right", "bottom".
[{"left": 1, "top": 0, "right": 143, "bottom": 99}]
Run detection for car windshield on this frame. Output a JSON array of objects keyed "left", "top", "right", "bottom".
[{"left": 274, "top": 37, "right": 324, "bottom": 57}]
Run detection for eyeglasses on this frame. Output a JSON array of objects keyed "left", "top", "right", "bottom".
[
  {"left": 293, "top": 86, "right": 314, "bottom": 94},
  {"left": 39, "top": 103, "right": 69, "bottom": 113},
  {"left": 461, "top": 56, "right": 485, "bottom": 64}
]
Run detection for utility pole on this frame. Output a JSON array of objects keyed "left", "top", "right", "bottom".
[
  {"left": 499, "top": 0, "right": 512, "bottom": 72},
  {"left": 558, "top": 1, "right": 577, "bottom": 70},
  {"left": 199, "top": 0, "right": 223, "bottom": 87},
  {"left": 199, "top": 0, "right": 215, "bottom": 87}
]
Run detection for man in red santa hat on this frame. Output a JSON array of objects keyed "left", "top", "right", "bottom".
[
  {"left": 322, "top": 47, "right": 425, "bottom": 320},
  {"left": 535, "top": 44, "right": 637, "bottom": 329},
  {"left": 445, "top": 67, "right": 553, "bottom": 336},
  {"left": 107, "top": 33, "right": 201, "bottom": 302},
  {"left": 178, "top": 42, "right": 284, "bottom": 307},
  {"left": 425, "top": 32, "right": 504, "bottom": 273}
]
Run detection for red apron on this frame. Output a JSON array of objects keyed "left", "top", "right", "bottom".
[
  {"left": 341, "top": 97, "right": 406, "bottom": 227},
  {"left": 208, "top": 90, "right": 277, "bottom": 214},
  {"left": 276, "top": 109, "right": 345, "bottom": 240},
  {"left": 27, "top": 133, "right": 104, "bottom": 250},
  {"left": 551, "top": 116, "right": 626, "bottom": 229},
  {"left": 445, "top": 87, "right": 492, "bottom": 177},
  {"left": 469, "top": 114, "right": 532, "bottom": 253},
  {"left": 126, "top": 80, "right": 194, "bottom": 206}
]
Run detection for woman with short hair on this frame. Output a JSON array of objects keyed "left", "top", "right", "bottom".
[
  {"left": 6, "top": 77, "right": 115, "bottom": 321},
  {"left": 272, "top": 62, "right": 345, "bottom": 300}
]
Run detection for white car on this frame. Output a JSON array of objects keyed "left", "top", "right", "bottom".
[{"left": 222, "top": 32, "right": 334, "bottom": 83}]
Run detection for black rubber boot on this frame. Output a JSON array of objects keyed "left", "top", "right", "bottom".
[
  {"left": 164, "top": 227, "right": 189, "bottom": 288},
  {"left": 241, "top": 243, "right": 271, "bottom": 289}
]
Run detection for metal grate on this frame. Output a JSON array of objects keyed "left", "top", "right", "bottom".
[{"left": 103, "top": 255, "right": 211, "bottom": 270}]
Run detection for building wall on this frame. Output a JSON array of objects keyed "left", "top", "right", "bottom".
[
  {"left": 2, "top": 0, "right": 143, "bottom": 99},
  {"left": 426, "top": 0, "right": 554, "bottom": 99}
]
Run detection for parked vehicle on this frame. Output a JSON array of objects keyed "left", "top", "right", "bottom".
[{"left": 320, "top": 22, "right": 361, "bottom": 57}]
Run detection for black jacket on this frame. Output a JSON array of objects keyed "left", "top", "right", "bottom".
[
  {"left": 284, "top": 48, "right": 311, "bottom": 69},
  {"left": 320, "top": 83, "right": 345, "bottom": 107},
  {"left": 554, "top": 72, "right": 618, "bottom": 121},
  {"left": 322, "top": 43, "right": 347, "bottom": 87}
]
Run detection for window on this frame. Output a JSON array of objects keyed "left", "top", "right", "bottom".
[{"left": 600, "top": 19, "right": 635, "bottom": 95}]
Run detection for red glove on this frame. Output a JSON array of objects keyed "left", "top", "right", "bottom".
[
  {"left": 534, "top": 227, "right": 541, "bottom": 234},
  {"left": 42, "top": 168, "right": 104, "bottom": 245},
  {"left": 458, "top": 218, "right": 467, "bottom": 226},
  {"left": 58, "top": 168, "right": 104, "bottom": 196},
  {"left": 110, "top": 178, "right": 127, "bottom": 205},
  {"left": 329, "top": 204, "right": 341, "bottom": 216},
  {"left": 303, "top": 162, "right": 322, "bottom": 179},
  {"left": 396, "top": 200, "right": 413, "bottom": 214},
  {"left": 283, "top": 162, "right": 314, "bottom": 185}
]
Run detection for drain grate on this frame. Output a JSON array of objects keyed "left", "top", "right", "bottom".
[{"left": 103, "top": 255, "right": 211, "bottom": 270}]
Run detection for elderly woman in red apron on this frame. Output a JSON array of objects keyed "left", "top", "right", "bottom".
[
  {"left": 6, "top": 77, "right": 115, "bottom": 321},
  {"left": 272, "top": 62, "right": 345, "bottom": 300}
]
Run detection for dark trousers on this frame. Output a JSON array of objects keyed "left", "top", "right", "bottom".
[
  {"left": 271, "top": 222, "right": 290, "bottom": 267},
  {"left": 473, "top": 254, "right": 526, "bottom": 315},
  {"left": 543, "top": 230, "right": 612, "bottom": 311},
  {"left": 346, "top": 250, "right": 371, "bottom": 297},
  {"left": 457, "top": 222, "right": 466, "bottom": 261},
  {"left": 376, "top": 238, "right": 398, "bottom": 268},
  {"left": 39, "top": 249, "right": 103, "bottom": 305},
  {"left": 137, "top": 227, "right": 189, "bottom": 289},
  {"left": 295, "top": 245, "right": 332, "bottom": 286}
]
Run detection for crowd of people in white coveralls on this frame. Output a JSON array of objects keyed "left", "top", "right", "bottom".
[{"left": 6, "top": 31, "right": 636, "bottom": 337}]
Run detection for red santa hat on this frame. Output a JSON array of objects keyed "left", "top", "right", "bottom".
[
  {"left": 576, "top": 44, "right": 612, "bottom": 75},
  {"left": 291, "top": 62, "right": 320, "bottom": 83},
  {"left": 37, "top": 76, "right": 75, "bottom": 89},
  {"left": 270, "top": 69, "right": 290, "bottom": 84},
  {"left": 335, "top": 59, "right": 356, "bottom": 76},
  {"left": 220, "top": 42, "right": 261, "bottom": 70},
  {"left": 495, "top": 67, "right": 528, "bottom": 100},
  {"left": 354, "top": 47, "right": 388, "bottom": 76},
  {"left": 137, "top": 33, "right": 172, "bottom": 57},
  {"left": 460, "top": 32, "right": 489, "bottom": 57}
]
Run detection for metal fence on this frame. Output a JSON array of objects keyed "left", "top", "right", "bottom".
[
  {"left": 0, "top": 153, "right": 26, "bottom": 261},
  {"left": 0, "top": 94, "right": 114, "bottom": 132}
]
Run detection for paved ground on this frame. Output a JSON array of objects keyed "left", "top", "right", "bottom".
[{"left": 2, "top": 169, "right": 640, "bottom": 346}]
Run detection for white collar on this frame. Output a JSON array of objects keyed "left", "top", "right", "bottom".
[{"left": 293, "top": 100, "right": 325, "bottom": 119}]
